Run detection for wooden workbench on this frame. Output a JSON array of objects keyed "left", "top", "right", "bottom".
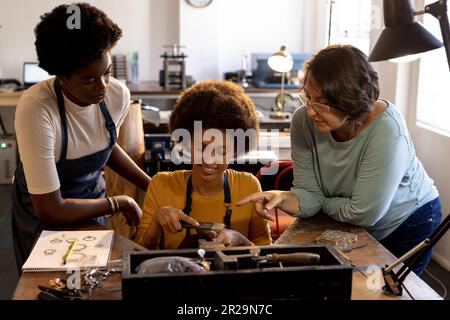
[
  {"left": 12, "top": 222, "right": 146, "bottom": 300},
  {"left": 0, "top": 81, "right": 298, "bottom": 107},
  {"left": 13, "top": 214, "right": 442, "bottom": 300},
  {"left": 275, "top": 214, "right": 442, "bottom": 300},
  {"left": 0, "top": 91, "right": 22, "bottom": 107}
]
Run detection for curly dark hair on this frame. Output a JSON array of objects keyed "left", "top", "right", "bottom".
[
  {"left": 34, "top": 2, "right": 122, "bottom": 76},
  {"left": 304, "top": 44, "right": 380, "bottom": 123},
  {"left": 169, "top": 81, "right": 259, "bottom": 153},
  {"left": 169, "top": 80, "right": 259, "bottom": 133}
]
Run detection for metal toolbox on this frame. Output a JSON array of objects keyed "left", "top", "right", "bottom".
[{"left": 122, "top": 245, "right": 352, "bottom": 300}]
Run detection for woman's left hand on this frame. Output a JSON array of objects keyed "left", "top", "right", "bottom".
[
  {"left": 115, "top": 195, "right": 142, "bottom": 226},
  {"left": 209, "top": 229, "right": 253, "bottom": 247},
  {"left": 236, "top": 190, "right": 300, "bottom": 218}
]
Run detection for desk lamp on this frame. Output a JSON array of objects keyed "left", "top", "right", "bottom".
[
  {"left": 369, "top": 0, "right": 450, "bottom": 297},
  {"left": 368, "top": 0, "right": 449, "bottom": 69},
  {"left": 268, "top": 45, "right": 293, "bottom": 119}
]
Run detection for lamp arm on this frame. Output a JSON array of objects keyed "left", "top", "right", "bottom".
[
  {"left": 397, "top": 213, "right": 450, "bottom": 281},
  {"left": 383, "top": 213, "right": 450, "bottom": 296},
  {"left": 328, "top": 0, "right": 334, "bottom": 46},
  {"left": 384, "top": 239, "right": 429, "bottom": 273},
  {"left": 397, "top": 239, "right": 431, "bottom": 282},
  {"left": 422, "top": 0, "right": 450, "bottom": 70}
]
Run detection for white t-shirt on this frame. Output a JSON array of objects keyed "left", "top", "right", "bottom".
[{"left": 15, "top": 77, "right": 130, "bottom": 195}]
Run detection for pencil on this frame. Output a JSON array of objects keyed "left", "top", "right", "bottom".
[{"left": 63, "top": 239, "right": 78, "bottom": 265}]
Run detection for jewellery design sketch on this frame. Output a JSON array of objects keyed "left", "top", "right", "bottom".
[
  {"left": 50, "top": 238, "right": 62, "bottom": 244},
  {"left": 73, "top": 243, "right": 87, "bottom": 252},
  {"left": 66, "top": 238, "right": 78, "bottom": 244},
  {"left": 66, "top": 252, "right": 86, "bottom": 264},
  {"left": 83, "top": 236, "right": 97, "bottom": 241},
  {"left": 44, "top": 249, "right": 56, "bottom": 255},
  {"left": 95, "top": 243, "right": 103, "bottom": 248}
]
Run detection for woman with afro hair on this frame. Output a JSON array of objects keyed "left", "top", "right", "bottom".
[
  {"left": 135, "top": 80, "right": 272, "bottom": 249},
  {"left": 12, "top": 3, "right": 150, "bottom": 270}
]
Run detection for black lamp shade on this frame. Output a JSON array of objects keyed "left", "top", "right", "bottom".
[{"left": 368, "top": 0, "right": 443, "bottom": 62}]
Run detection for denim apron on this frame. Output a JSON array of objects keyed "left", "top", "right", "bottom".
[
  {"left": 11, "top": 79, "right": 117, "bottom": 270},
  {"left": 177, "top": 174, "right": 232, "bottom": 248}
]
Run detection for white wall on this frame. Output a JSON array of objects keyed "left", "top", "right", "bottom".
[
  {"left": 179, "top": 0, "right": 326, "bottom": 81},
  {"left": 216, "top": 0, "right": 304, "bottom": 79},
  {"left": 149, "top": 0, "right": 180, "bottom": 82},
  {"left": 1, "top": 0, "right": 327, "bottom": 82},
  {"left": 0, "top": 0, "right": 153, "bottom": 81},
  {"left": 179, "top": 0, "right": 220, "bottom": 80}
]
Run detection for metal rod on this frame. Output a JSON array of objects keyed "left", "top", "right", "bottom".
[
  {"left": 412, "top": 9, "right": 426, "bottom": 16},
  {"left": 328, "top": 0, "right": 334, "bottom": 46},
  {"left": 280, "top": 72, "right": 285, "bottom": 112},
  {"left": 397, "top": 214, "right": 450, "bottom": 283}
]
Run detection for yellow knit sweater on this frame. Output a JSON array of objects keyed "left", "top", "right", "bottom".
[{"left": 135, "top": 169, "right": 272, "bottom": 249}]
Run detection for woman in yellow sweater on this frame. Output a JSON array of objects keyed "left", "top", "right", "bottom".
[{"left": 135, "top": 80, "right": 272, "bottom": 249}]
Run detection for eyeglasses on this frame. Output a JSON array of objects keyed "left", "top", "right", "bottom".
[{"left": 297, "top": 90, "right": 331, "bottom": 114}]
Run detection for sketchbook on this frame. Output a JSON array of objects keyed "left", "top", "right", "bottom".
[{"left": 22, "top": 230, "right": 114, "bottom": 272}]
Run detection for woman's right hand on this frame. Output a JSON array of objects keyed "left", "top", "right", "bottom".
[
  {"left": 154, "top": 206, "right": 199, "bottom": 234},
  {"left": 236, "top": 190, "right": 299, "bottom": 220}
]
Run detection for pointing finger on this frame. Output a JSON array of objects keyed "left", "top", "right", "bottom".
[{"left": 236, "top": 192, "right": 268, "bottom": 206}]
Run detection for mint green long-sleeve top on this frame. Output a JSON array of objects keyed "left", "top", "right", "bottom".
[{"left": 290, "top": 102, "right": 439, "bottom": 240}]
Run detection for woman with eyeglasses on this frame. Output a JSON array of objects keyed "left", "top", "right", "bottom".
[{"left": 238, "top": 44, "right": 441, "bottom": 275}]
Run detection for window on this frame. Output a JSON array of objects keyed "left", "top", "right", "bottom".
[
  {"left": 328, "top": 0, "right": 372, "bottom": 54},
  {"left": 416, "top": 2, "right": 450, "bottom": 134}
]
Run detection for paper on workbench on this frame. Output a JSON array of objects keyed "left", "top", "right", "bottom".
[{"left": 22, "top": 230, "right": 114, "bottom": 272}]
